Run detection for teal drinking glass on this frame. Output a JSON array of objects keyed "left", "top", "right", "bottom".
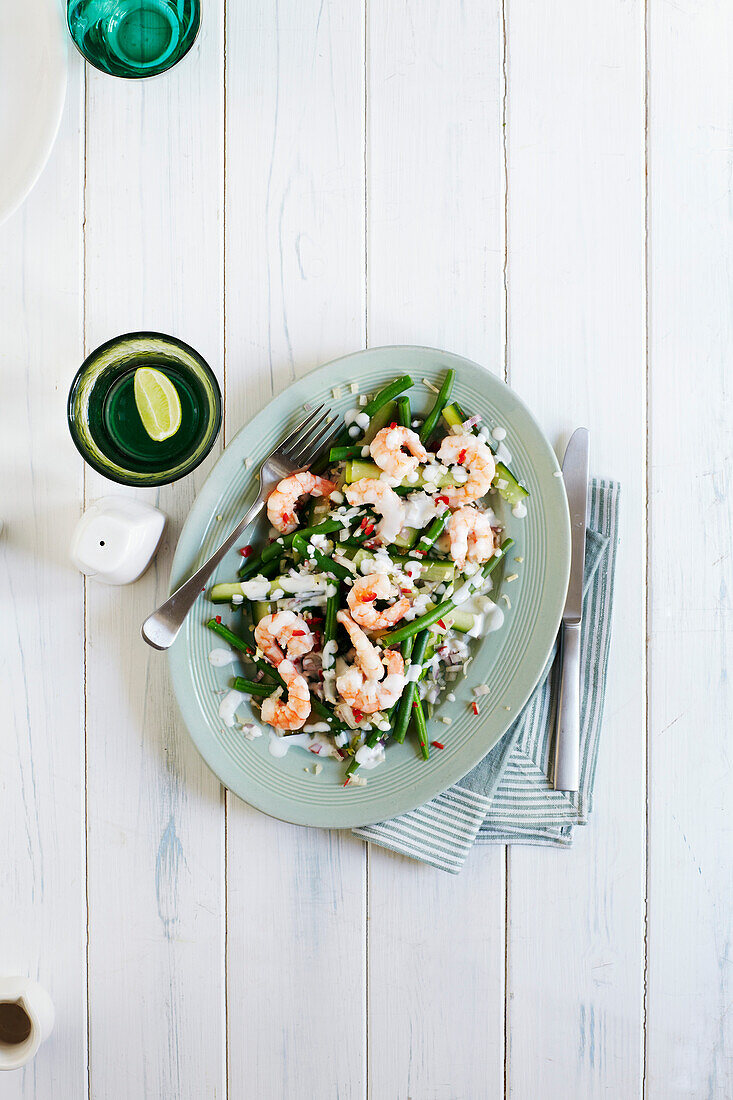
[
  {"left": 67, "top": 332, "right": 221, "bottom": 486},
  {"left": 67, "top": 0, "right": 200, "bottom": 79}
]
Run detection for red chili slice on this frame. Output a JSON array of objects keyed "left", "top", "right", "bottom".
[
  {"left": 352, "top": 709, "right": 363, "bottom": 722},
  {"left": 215, "top": 615, "right": 222, "bottom": 624},
  {"left": 437, "top": 619, "right": 447, "bottom": 629},
  {"left": 389, "top": 422, "right": 397, "bottom": 429},
  {"left": 472, "top": 702, "right": 479, "bottom": 715},
  {"left": 458, "top": 449, "right": 467, "bottom": 464},
  {"left": 361, "top": 593, "right": 377, "bottom": 602},
  {"left": 431, "top": 741, "right": 445, "bottom": 750},
  {"left": 238, "top": 545, "right": 253, "bottom": 557},
  {"left": 436, "top": 495, "right": 449, "bottom": 505},
  {"left": 291, "top": 629, "right": 305, "bottom": 637}
]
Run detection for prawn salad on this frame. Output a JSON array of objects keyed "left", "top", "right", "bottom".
[{"left": 206, "top": 370, "right": 528, "bottom": 784}]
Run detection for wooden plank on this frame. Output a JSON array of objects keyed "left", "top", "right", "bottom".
[
  {"left": 503, "top": 1, "right": 646, "bottom": 1096},
  {"left": 223, "top": 2, "right": 368, "bottom": 1096},
  {"left": 646, "top": 2, "right": 733, "bottom": 1095},
  {"left": 0, "top": 69, "right": 86, "bottom": 1099},
  {"left": 82, "top": 8, "right": 226, "bottom": 1096},
  {"left": 366, "top": 3, "right": 507, "bottom": 1096}
]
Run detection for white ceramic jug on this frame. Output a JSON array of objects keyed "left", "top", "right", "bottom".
[{"left": 0, "top": 979, "right": 54, "bottom": 1071}]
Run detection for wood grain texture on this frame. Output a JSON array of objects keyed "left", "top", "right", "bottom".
[
  {"left": 366, "top": 3, "right": 507, "bottom": 1096},
  {"left": 223, "top": 2, "right": 368, "bottom": 1096},
  {"left": 647, "top": 1, "right": 733, "bottom": 1095},
  {"left": 82, "top": 7, "right": 227, "bottom": 1096},
  {"left": 503, "top": 1, "right": 647, "bottom": 1096},
  {"left": 0, "top": 66, "right": 86, "bottom": 1099},
  {"left": 4, "top": 0, "right": 733, "bottom": 1095}
]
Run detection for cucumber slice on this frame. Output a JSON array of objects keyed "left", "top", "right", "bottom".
[
  {"left": 345, "top": 458, "right": 456, "bottom": 491},
  {"left": 441, "top": 609, "right": 476, "bottom": 633},
  {"left": 393, "top": 526, "right": 418, "bottom": 550},
  {"left": 493, "top": 462, "right": 529, "bottom": 505},
  {"left": 422, "top": 603, "right": 477, "bottom": 633},
  {"left": 441, "top": 403, "right": 464, "bottom": 431},
  {"left": 210, "top": 583, "right": 246, "bottom": 604},
  {"left": 210, "top": 574, "right": 332, "bottom": 602},
  {"left": 351, "top": 548, "right": 454, "bottom": 584}
]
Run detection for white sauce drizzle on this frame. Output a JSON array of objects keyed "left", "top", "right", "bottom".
[
  {"left": 209, "top": 648, "right": 237, "bottom": 668},
  {"left": 218, "top": 689, "right": 247, "bottom": 728},
  {"left": 355, "top": 743, "right": 386, "bottom": 770}
]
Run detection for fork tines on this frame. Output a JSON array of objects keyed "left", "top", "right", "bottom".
[{"left": 281, "top": 405, "right": 341, "bottom": 469}]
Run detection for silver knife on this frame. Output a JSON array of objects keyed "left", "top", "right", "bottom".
[{"left": 552, "top": 427, "right": 590, "bottom": 792}]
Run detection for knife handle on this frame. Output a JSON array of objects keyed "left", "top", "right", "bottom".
[{"left": 553, "top": 620, "right": 582, "bottom": 792}]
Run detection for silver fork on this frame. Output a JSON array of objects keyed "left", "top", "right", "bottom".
[{"left": 141, "top": 404, "right": 340, "bottom": 651}]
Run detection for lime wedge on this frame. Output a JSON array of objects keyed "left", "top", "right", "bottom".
[{"left": 134, "top": 367, "right": 182, "bottom": 442}]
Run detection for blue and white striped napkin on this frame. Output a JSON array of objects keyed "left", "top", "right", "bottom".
[{"left": 354, "top": 480, "right": 619, "bottom": 873}]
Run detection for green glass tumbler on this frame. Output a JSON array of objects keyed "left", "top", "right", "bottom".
[
  {"left": 67, "top": 332, "right": 221, "bottom": 486},
  {"left": 67, "top": 0, "right": 200, "bottom": 79}
]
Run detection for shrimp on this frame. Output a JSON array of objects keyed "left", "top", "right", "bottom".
[
  {"left": 336, "top": 610, "right": 383, "bottom": 680},
  {"left": 266, "top": 471, "right": 337, "bottom": 534},
  {"left": 370, "top": 426, "right": 428, "bottom": 481},
  {"left": 344, "top": 478, "right": 404, "bottom": 544},
  {"left": 254, "top": 611, "right": 314, "bottom": 666},
  {"left": 447, "top": 506, "right": 498, "bottom": 570},
  {"left": 336, "top": 649, "right": 406, "bottom": 714},
  {"left": 260, "top": 659, "right": 311, "bottom": 730},
  {"left": 346, "top": 573, "right": 411, "bottom": 632},
  {"left": 437, "top": 434, "right": 496, "bottom": 505}
]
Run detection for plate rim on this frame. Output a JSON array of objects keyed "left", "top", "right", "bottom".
[{"left": 167, "top": 345, "right": 570, "bottom": 827}]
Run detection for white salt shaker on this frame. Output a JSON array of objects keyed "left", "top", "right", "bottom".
[
  {"left": 70, "top": 496, "right": 166, "bottom": 585},
  {"left": 0, "top": 978, "right": 55, "bottom": 1071}
]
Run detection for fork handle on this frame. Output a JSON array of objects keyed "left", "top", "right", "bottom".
[{"left": 141, "top": 494, "right": 266, "bottom": 651}]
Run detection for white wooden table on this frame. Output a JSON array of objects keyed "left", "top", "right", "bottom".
[{"left": 3, "top": 2, "right": 731, "bottom": 1096}]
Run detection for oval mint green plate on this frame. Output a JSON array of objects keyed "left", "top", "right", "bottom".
[{"left": 168, "top": 347, "right": 570, "bottom": 828}]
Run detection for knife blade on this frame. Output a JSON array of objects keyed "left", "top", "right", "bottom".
[{"left": 552, "top": 427, "right": 590, "bottom": 791}]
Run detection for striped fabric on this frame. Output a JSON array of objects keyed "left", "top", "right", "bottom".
[{"left": 354, "top": 481, "right": 619, "bottom": 873}]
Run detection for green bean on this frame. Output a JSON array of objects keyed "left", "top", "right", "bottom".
[
  {"left": 416, "top": 514, "right": 447, "bottom": 553},
  {"left": 360, "top": 375, "right": 413, "bottom": 421},
  {"left": 329, "top": 444, "right": 367, "bottom": 462},
  {"left": 378, "top": 540, "right": 514, "bottom": 647},
  {"left": 238, "top": 519, "right": 343, "bottom": 578},
  {"left": 419, "top": 369, "right": 455, "bottom": 443},
  {"left": 206, "top": 618, "right": 255, "bottom": 654},
  {"left": 396, "top": 395, "right": 411, "bottom": 428},
  {"left": 411, "top": 696, "right": 430, "bottom": 760},
  {"left": 292, "top": 533, "right": 353, "bottom": 582},
  {"left": 232, "top": 678, "right": 275, "bottom": 697},
  {"left": 323, "top": 580, "right": 340, "bottom": 650},
  {"left": 392, "top": 630, "right": 430, "bottom": 743}
]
